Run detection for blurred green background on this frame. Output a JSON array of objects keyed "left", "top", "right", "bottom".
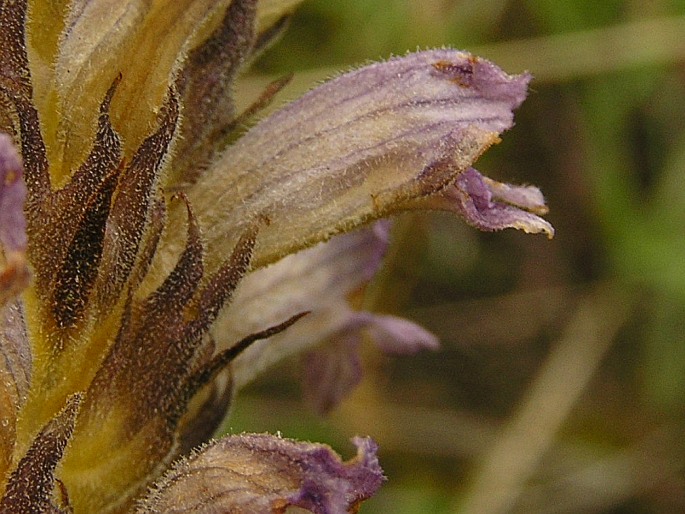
[{"left": 226, "top": 1, "right": 685, "bottom": 512}]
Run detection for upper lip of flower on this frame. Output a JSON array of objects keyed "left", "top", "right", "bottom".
[{"left": 0, "top": 0, "right": 552, "bottom": 511}]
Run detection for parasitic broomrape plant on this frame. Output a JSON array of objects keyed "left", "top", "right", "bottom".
[{"left": 0, "top": 0, "right": 553, "bottom": 512}]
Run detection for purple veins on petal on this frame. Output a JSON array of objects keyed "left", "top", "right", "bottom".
[{"left": 186, "top": 49, "right": 538, "bottom": 270}]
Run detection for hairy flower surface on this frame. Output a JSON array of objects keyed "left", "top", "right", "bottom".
[{"left": 0, "top": 0, "right": 552, "bottom": 512}]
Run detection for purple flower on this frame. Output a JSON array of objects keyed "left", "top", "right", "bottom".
[
  {"left": 0, "top": 0, "right": 551, "bottom": 512},
  {"left": 139, "top": 435, "right": 384, "bottom": 514},
  {"left": 216, "top": 220, "right": 439, "bottom": 414}
]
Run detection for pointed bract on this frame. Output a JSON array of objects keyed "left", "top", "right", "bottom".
[
  {"left": 0, "top": 394, "right": 81, "bottom": 514},
  {"left": 0, "top": 0, "right": 49, "bottom": 197},
  {"left": 58, "top": 223, "right": 256, "bottom": 511},
  {"left": 172, "top": 0, "right": 257, "bottom": 185}
]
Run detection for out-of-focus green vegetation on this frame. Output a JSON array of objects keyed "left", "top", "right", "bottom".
[{"left": 226, "top": 1, "right": 685, "bottom": 512}]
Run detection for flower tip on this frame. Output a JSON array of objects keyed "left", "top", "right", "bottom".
[
  {"left": 366, "top": 314, "right": 440, "bottom": 355},
  {"left": 418, "top": 168, "right": 554, "bottom": 238},
  {"left": 429, "top": 50, "right": 531, "bottom": 108},
  {"left": 516, "top": 218, "right": 555, "bottom": 239},
  {"left": 351, "top": 436, "right": 383, "bottom": 474}
]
